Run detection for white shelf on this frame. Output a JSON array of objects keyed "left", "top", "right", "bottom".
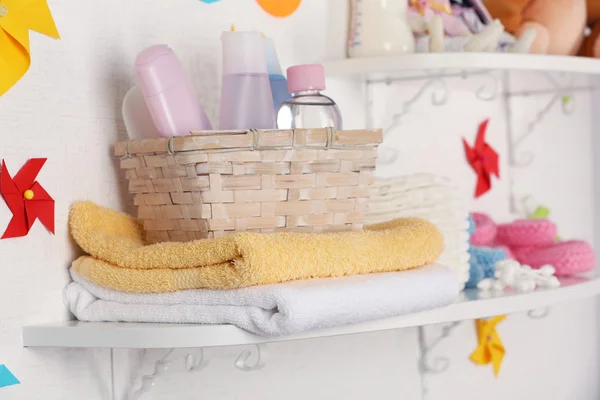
[
  {"left": 323, "top": 53, "right": 600, "bottom": 78},
  {"left": 23, "top": 275, "right": 600, "bottom": 349}
]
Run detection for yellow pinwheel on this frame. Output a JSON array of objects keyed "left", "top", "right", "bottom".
[
  {"left": 470, "top": 315, "right": 506, "bottom": 377},
  {"left": 0, "top": 0, "right": 60, "bottom": 96}
]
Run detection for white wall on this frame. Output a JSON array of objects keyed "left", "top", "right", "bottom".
[{"left": 0, "top": 1, "right": 597, "bottom": 399}]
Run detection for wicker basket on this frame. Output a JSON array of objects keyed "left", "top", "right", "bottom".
[{"left": 114, "top": 128, "right": 382, "bottom": 243}]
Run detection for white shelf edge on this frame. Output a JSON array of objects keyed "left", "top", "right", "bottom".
[
  {"left": 23, "top": 276, "right": 600, "bottom": 349},
  {"left": 323, "top": 53, "right": 600, "bottom": 77}
]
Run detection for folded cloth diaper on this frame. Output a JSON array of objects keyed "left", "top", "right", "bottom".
[{"left": 367, "top": 174, "right": 470, "bottom": 288}]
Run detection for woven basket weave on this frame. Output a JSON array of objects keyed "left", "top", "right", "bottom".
[{"left": 114, "top": 128, "right": 382, "bottom": 243}]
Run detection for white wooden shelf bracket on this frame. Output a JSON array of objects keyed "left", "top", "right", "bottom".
[
  {"left": 371, "top": 70, "right": 502, "bottom": 165},
  {"left": 417, "top": 305, "right": 550, "bottom": 400},
  {"left": 504, "top": 71, "right": 583, "bottom": 214},
  {"left": 234, "top": 344, "right": 268, "bottom": 371},
  {"left": 129, "top": 349, "right": 178, "bottom": 400},
  {"left": 527, "top": 307, "right": 550, "bottom": 319},
  {"left": 417, "top": 321, "right": 462, "bottom": 400},
  {"left": 474, "top": 71, "right": 502, "bottom": 101},
  {"left": 119, "top": 344, "right": 266, "bottom": 399}
]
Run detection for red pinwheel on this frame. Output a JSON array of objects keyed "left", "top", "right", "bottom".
[
  {"left": 463, "top": 119, "right": 499, "bottom": 198},
  {"left": 0, "top": 158, "right": 54, "bottom": 239}
]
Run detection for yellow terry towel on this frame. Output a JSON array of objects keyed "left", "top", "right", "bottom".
[{"left": 70, "top": 202, "right": 444, "bottom": 293}]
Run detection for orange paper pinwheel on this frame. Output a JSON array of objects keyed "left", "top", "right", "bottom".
[{"left": 0, "top": 0, "right": 60, "bottom": 96}]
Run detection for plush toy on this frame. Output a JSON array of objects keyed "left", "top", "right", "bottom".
[
  {"left": 484, "top": 0, "right": 587, "bottom": 55},
  {"left": 409, "top": 0, "right": 472, "bottom": 37},
  {"left": 580, "top": 1, "right": 600, "bottom": 57}
]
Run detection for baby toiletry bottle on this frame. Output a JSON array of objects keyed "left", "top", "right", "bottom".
[
  {"left": 348, "top": 0, "right": 415, "bottom": 58},
  {"left": 219, "top": 30, "right": 276, "bottom": 130},
  {"left": 122, "top": 86, "right": 161, "bottom": 139},
  {"left": 276, "top": 64, "right": 342, "bottom": 130},
  {"left": 135, "top": 44, "right": 212, "bottom": 137},
  {"left": 263, "top": 36, "right": 291, "bottom": 113}
]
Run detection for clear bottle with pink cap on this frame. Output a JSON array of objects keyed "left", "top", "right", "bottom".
[{"left": 276, "top": 64, "right": 343, "bottom": 130}]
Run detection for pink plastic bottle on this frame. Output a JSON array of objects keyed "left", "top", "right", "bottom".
[{"left": 135, "top": 45, "right": 212, "bottom": 137}]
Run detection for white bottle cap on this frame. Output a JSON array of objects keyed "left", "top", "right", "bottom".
[
  {"left": 263, "top": 37, "right": 284, "bottom": 77},
  {"left": 221, "top": 31, "right": 269, "bottom": 76}
]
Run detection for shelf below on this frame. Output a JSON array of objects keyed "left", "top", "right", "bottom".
[
  {"left": 23, "top": 275, "right": 600, "bottom": 349},
  {"left": 323, "top": 53, "right": 600, "bottom": 78}
]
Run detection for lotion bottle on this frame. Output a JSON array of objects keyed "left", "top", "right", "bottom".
[{"left": 135, "top": 44, "right": 212, "bottom": 137}]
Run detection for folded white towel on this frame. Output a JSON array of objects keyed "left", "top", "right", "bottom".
[{"left": 65, "top": 265, "right": 459, "bottom": 337}]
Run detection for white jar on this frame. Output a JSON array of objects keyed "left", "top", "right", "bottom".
[{"left": 348, "top": 0, "right": 415, "bottom": 58}]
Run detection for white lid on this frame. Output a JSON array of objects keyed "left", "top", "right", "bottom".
[
  {"left": 263, "top": 37, "right": 283, "bottom": 76},
  {"left": 221, "top": 31, "right": 268, "bottom": 75}
]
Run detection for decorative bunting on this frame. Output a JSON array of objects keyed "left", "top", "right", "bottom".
[
  {"left": 0, "top": 158, "right": 54, "bottom": 239},
  {"left": 0, "top": 365, "right": 19, "bottom": 389}
]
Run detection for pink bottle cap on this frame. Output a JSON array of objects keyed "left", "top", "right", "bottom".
[{"left": 287, "top": 64, "right": 326, "bottom": 93}]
